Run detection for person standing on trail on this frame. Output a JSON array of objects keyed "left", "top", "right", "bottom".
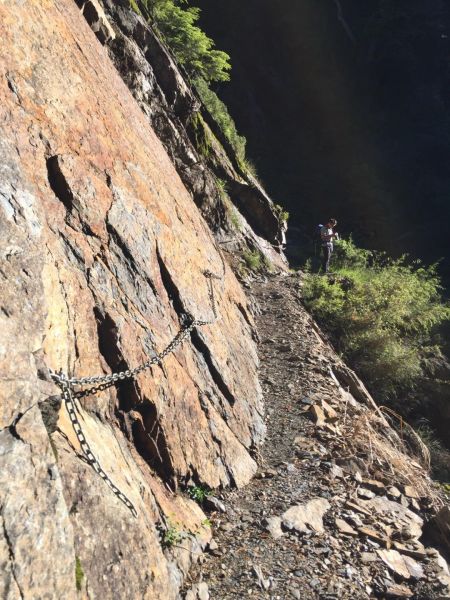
[{"left": 320, "top": 218, "right": 338, "bottom": 273}]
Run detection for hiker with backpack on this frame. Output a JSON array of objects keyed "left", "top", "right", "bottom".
[{"left": 319, "top": 219, "right": 339, "bottom": 273}]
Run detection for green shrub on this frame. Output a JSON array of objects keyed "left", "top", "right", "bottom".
[
  {"left": 228, "top": 206, "right": 242, "bottom": 232},
  {"left": 241, "top": 249, "right": 272, "bottom": 272},
  {"left": 133, "top": 0, "right": 230, "bottom": 82},
  {"left": 242, "top": 250, "right": 262, "bottom": 271},
  {"left": 274, "top": 203, "right": 289, "bottom": 223},
  {"left": 187, "top": 485, "right": 210, "bottom": 504},
  {"left": 303, "top": 239, "right": 450, "bottom": 403},
  {"left": 239, "top": 157, "right": 258, "bottom": 179},
  {"left": 129, "top": 0, "right": 142, "bottom": 16},
  {"left": 129, "top": 1, "right": 249, "bottom": 167},
  {"left": 194, "top": 77, "right": 246, "bottom": 162},
  {"left": 162, "top": 521, "right": 184, "bottom": 548},
  {"left": 215, "top": 178, "right": 228, "bottom": 197}
]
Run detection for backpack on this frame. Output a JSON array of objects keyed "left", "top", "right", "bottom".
[{"left": 314, "top": 224, "right": 324, "bottom": 255}]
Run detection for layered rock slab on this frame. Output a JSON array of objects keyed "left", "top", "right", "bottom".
[{"left": 0, "top": 0, "right": 264, "bottom": 597}]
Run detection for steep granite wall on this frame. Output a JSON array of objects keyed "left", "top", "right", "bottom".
[{"left": 0, "top": 1, "right": 265, "bottom": 597}]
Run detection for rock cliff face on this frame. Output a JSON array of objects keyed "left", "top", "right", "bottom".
[
  {"left": 98, "top": 0, "right": 287, "bottom": 260},
  {"left": 0, "top": 1, "right": 272, "bottom": 597}
]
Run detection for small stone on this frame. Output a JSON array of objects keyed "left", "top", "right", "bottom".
[
  {"left": 252, "top": 565, "right": 270, "bottom": 590},
  {"left": 310, "top": 405, "right": 326, "bottom": 427},
  {"left": 329, "top": 464, "right": 344, "bottom": 479},
  {"left": 392, "top": 543, "right": 428, "bottom": 561},
  {"left": 409, "top": 498, "right": 421, "bottom": 512},
  {"left": 282, "top": 498, "right": 330, "bottom": 534},
  {"left": 343, "top": 512, "right": 363, "bottom": 528},
  {"left": 387, "top": 486, "right": 402, "bottom": 499},
  {"left": 362, "top": 479, "right": 385, "bottom": 493},
  {"left": 361, "top": 552, "right": 378, "bottom": 564},
  {"left": 197, "top": 583, "right": 209, "bottom": 600},
  {"left": 358, "top": 488, "right": 376, "bottom": 500},
  {"left": 403, "top": 485, "right": 420, "bottom": 499},
  {"left": 208, "top": 539, "right": 219, "bottom": 552},
  {"left": 384, "top": 583, "right": 413, "bottom": 598},
  {"left": 185, "top": 583, "right": 210, "bottom": 600},
  {"left": 345, "top": 500, "right": 372, "bottom": 517},
  {"left": 320, "top": 399, "right": 338, "bottom": 422},
  {"left": 364, "top": 496, "right": 423, "bottom": 539},
  {"left": 264, "top": 468, "right": 278, "bottom": 478},
  {"left": 392, "top": 525, "right": 415, "bottom": 542},
  {"left": 264, "top": 516, "right": 284, "bottom": 540},
  {"left": 358, "top": 527, "right": 389, "bottom": 546},
  {"left": 204, "top": 496, "right": 227, "bottom": 513},
  {"left": 300, "top": 397, "right": 314, "bottom": 405},
  {"left": 377, "top": 549, "right": 425, "bottom": 580},
  {"left": 335, "top": 518, "right": 358, "bottom": 536},
  {"left": 337, "top": 457, "right": 367, "bottom": 477},
  {"left": 294, "top": 436, "right": 317, "bottom": 453}
]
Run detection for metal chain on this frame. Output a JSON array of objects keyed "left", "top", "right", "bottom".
[{"left": 50, "top": 268, "right": 223, "bottom": 517}]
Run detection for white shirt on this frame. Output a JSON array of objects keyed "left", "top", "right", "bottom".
[{"left": 320, "top": 226, "right": 334, "bottom": 247}]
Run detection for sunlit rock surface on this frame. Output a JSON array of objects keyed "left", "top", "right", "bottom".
[{"left": 0, "top": 1, "right": 264, "bottom": 597}]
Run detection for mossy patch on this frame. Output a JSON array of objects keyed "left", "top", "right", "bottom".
[{"left": 75, "top": 556, "right": 84, "bottom": 592}]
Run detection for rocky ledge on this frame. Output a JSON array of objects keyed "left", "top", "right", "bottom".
[{"left": 186, "top": 274, "right": 450, "bottom": 600}]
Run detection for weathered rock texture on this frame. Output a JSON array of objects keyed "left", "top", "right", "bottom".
[
  {"left": 96, "top": 0, "right": 288, "bottom": 264},
  {"left": 0, "top": 0, "right": 267, "bottom": 597}
]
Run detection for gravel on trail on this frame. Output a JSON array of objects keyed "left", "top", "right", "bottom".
[{"left": 183, "top": 274, "right": 450, "bottom": 600}]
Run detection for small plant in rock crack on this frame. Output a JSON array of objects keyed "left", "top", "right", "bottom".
[
  {"left": 162, "top": 521, "right": 184, "bottom": 548},
  {"left": 75, "top": 556, "right": 84, "bottom": 592},
  {"left": 187, "top": 485, "right": 211, "bottom": 504}
]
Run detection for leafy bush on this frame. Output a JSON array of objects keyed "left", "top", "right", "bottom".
[
  {"left": 194, "top": 77, "right": 246, "bottom": 162},
  {"left": 187, "top": 485, "right": 210, "bottom": 504},
  {"left": 162, "top": 521, "right": 184, "bottom": 547},
  {"left": 152, "top": 1, "right": 231, "bottom": 82},
  {"left": 129, "top": 1, "right": 251, "bottom": 168},
  {"left": 134, "top": 0, "right": 230, "bottom": 82},
  {"left": 303, "top": 239, "right": 450, "bottom": 403},
  {"left": 274, "top": 203, "right": 290, "bottom": 223}
]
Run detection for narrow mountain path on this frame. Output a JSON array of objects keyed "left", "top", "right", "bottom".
[{"left": 185, "top": 274, "right": 448, "bottom": 600}]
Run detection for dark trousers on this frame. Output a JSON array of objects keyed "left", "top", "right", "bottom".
[{"left": 322, "top": 244, "right": 332, "bottom": 273}]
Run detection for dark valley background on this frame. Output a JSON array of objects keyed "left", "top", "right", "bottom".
[{"left": 193, "top": 0, "right": 450, "bottom": 279}]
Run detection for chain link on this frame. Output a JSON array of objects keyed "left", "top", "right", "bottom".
[{"left": 50, "top": 268, "right": 223, "bottom": 517}]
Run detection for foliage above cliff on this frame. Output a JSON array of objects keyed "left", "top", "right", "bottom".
[
  {"left": 132, "top": 0, "right": 230, "bottom": 82},
  {"left": 130, "top": 0, "right": 250, "bottom": 166},
  {"left": 303, "top": 239, "right": 450, "bottom": 403}
]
